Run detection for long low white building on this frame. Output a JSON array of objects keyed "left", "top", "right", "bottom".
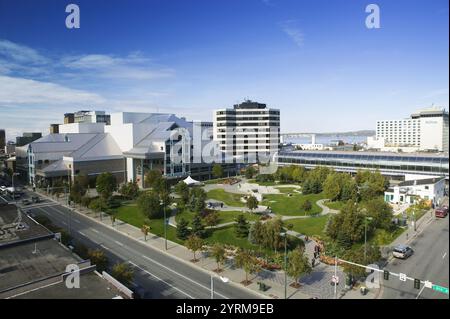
[{"left": 384, "top": 176, "right": 446, "bottom": 206}]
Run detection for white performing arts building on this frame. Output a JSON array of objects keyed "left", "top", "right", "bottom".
[{"left": 16, "top": 112, "right": 237, "bottom": 188}]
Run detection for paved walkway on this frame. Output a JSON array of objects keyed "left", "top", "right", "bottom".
[{"left": 37, "top": 190, "right": 343, "bottom": 299}]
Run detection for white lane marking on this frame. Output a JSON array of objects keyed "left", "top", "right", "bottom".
[
  {"left": 74, "top": 219, "right": 81, "bottom": 224},
  {"left": 128, "top": 261, "right": 194, "bottom": 299},
  {"left": 115, "top": 240, "right": 124, "bottom": 247},
  {"left": 34, "top": 201, "right": 231, "bottom": 299},
  {"left": 443, "top": 252, "right": 447, "bottom": 259},
  {"left": 140, "top": 254, "right": 229, "bottom": 299},
  {"left": 100, "top": 244, "right": 111, "bottom": 251},
  {"left": 79, "top": 231, "right": 87, "bottom": 237},
  {"left": 62, "top": 221, "right": 67, "bottom": 225}
]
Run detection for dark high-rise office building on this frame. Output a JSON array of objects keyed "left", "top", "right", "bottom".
[
  {"left": 16, "top": 132, "right": 42, "bottom": 147},
  {"left": 0, "top": 129, "right": 5, "bottom": 151}
]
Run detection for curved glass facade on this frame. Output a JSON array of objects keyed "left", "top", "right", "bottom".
[{"left": 277, "top": 151, "right": 449, "bottom": 178}]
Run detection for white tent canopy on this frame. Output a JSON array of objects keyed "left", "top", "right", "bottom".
[{"left": 182, "top": 176, "right": 202, "bottom": 186}]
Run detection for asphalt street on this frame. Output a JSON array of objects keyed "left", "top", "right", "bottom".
[
  {"left": 3, "top": 190, "right": 261, "bottom": 299},
  {"left": 381, "top": 215, "right": 449, "bottom": 299}
]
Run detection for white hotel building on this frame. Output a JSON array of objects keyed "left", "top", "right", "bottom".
[
  {"left": 213, "top": 100, "right": 280, "bottom": 162},
  {"left": 367, "top": 107, "right": 449, "bottom": 153}
]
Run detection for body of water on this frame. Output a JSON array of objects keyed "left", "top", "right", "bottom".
[{"left": 284, "top": 135, "right": 371, "bottom": 145}]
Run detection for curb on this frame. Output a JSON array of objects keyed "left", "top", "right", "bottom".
[{"left": 37, "top": 191, "right": 269, "bottom": 299}]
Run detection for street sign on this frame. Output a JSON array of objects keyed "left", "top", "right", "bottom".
[{"left": 432, "top": 285, "right": 449, "bottom": 295}]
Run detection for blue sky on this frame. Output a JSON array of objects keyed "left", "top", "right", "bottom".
[{"left": 0, "top": 0, "right": 448, "bottom": 139}]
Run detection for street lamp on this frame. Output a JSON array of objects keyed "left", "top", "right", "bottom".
[
  {"left": 211, "top": 274, "right": 229, "bottom": 299},
  {"left": 161, "top": 200, "right": 168, "bottom": 250},
  {"left": 11, "top": 172, "right": 20, "bottom": 202}
]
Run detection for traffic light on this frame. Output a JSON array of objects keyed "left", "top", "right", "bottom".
[
  {"left": 383, "top": 270, "right": 389, "bottom": 280},
  {"left": 414, "top": 279, "right": 421, "bottom": 289}
]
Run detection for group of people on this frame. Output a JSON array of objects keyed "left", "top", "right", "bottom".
[{"left": 310, "top": 244, "right": 322, "bottom": 267}]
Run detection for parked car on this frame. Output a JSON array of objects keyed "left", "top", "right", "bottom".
[
  {"left": 435, "top": 207, "right": 448, "bottom": 218},
  {"left": 393, "top": 245, "right": 414, "bottom": 259},
  {"left": 22, "top": 199, "right": 31, "bottom": 205}
]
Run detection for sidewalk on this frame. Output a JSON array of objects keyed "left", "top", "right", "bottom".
[
  {"left": 388, "top": 208, "right": 435, "bottom": 248},
  {"left": 36, "top": 190, "right": 321, "bottom": 299}
]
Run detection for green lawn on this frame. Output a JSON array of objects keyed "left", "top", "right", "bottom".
[
  {"left": 206, "top": 189, "right": 246, "bottom": 207},
  {"left": 176, "top": 209, "right": 260, "bottom": 225},
  {"left": 111, "top": 204, "right": 183, "bottom": 244},
  {"left": 205, "top": 226, "right": 260, "bottom": 250},
  {"left": 275, "top": 186, "right": 300, "bottom": 194},
  {"left": 261, "top": 193, "right": 325, "bottom": 216},
  {"left": 287, "top": 215, "right": 330, "bottom": 237},
  {"left": 248, "top": 179, "right": 278, "bottom": 186},
  {"left": 323, "top": 200, "right": 346, "bottom": 211}
]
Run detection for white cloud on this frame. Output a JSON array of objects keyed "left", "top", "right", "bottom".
[
  {"left": 280, "top": 20, "right": 304, "bottom": 47},
  {"left": 61, "top": 53, "right": 175, "bottom": 80},
  {"left": 0, "top": 75, "right": 106, "bottom": 106},
  {"left": 0, "top": 39, "right": 49, "bottom": 64}
]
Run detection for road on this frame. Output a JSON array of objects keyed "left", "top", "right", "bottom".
[
  {"left": 381, "top": 215, "right": 449, "bottom": 299},
  {"left": 4, "top": 190, "right": 261, "bottom": 299}
]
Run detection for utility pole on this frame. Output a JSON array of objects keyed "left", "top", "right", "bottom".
[
  {"left": 284, "top": 233, "right": 288, "bottom": 300},
  {"left": 334, "top": 256, "right": 338, "bottom": 299}
]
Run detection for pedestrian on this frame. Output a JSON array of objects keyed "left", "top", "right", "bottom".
[
  {"left": 406, "top": 232, "right": 409, "bottom": 240},
  {"left": 311, "top": 258, "right": 315, "bottom": 267}
]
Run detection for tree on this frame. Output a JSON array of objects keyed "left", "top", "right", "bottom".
[
  {"left": 137, "top": 191, "right": 162, "bottom": 219},
  {"left": 286, "top": 247, "right": 312, "bottom": 287},
  {"left": 212, "top": 164, "right": 224, "bottom": 179},
  {"left": 185, "top": 235, "right": 204, "bottom": 262},
  {"left": 234, "top": 249, "right": 261, "bottom": 285},
  {"left": 246, "top": 195, "right": 258, "bottom": 212},
  {"left": 145, "top": 169, "right": 163, "bottom": 189},
  {"left": 363, "top": 198, "right": 394, "bottom": 230},
  {"left": 191, "top": 213, "right": 206, "bottom": 238},
  {"left": 70, "top": 174, "right": 89, "bottom": 203},
  {"left": 189, "top": 187, "right": 206, "bottom": 213},
  {"left": 88, "top": 249, "right": 109, "bottom": 272},
  {"left": 326, "top": 202, "right": 365, "bottom": 248},
  {"left": 141, "top": 224, "right": 151, "bottom": 241},
  {"left": 301, "top": 199, "right": 312, "bottom": 212},
  {"left": 249, "top": 220, "right": 265, "bottom": 249},
  {"left": 119, "top": 181, "right": 140, "bottom": 199},
  {"left": 263, "top": 218, "right": 284, "bottom": 251},
  {"left": 111, "top": 263, "right": 134, "bottom": 286},
  {"left": 234, "top": 214, "right": 250, "bottom": 238},
  {"left": 110, "top": 213, "right": 117, "bottom": 226},
  {"left": 210, "top": 243, "right": 226, "bottom": 272},
  {"left": 96, "top": 172, "right": 117, "bottom": 201},
  {"left": 176, "top": 218, "right": 191, "bottom": 240},
  {"left": 342, "top": 245, "right": 381, "bottom": 278},
  {"left": 244, "top": 166, "right": 257, "bottom": 179},
  {"left": 88, "top": 198, "right": 108, "bottom": 216},
  {"left": 204, "top": 211, "right": 219, "bottom": 227},
  {"left": 174, "top": 181, "right": 190, "bottom": 206},
  {"left": 323, "top": 173, "right": 341, "bottom": 201}
]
